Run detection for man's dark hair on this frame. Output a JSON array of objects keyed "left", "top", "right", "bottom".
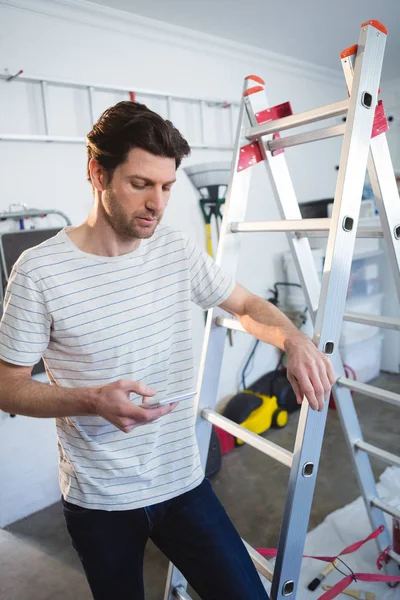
[{"left": 86, "top": 101, "right": 191, "bottom": 182}]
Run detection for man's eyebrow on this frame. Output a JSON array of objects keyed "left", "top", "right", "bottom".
[{"left": 129, "top": 175, "right": 176, "bottom": 186}]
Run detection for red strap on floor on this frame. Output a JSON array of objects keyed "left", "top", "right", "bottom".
[
  {"left": 318, "top": 573, "right": 400, "bottom": 600},
  {"left": 255, "top": 526, "right": 400, "bottom": 599},
  {"left": 255, "top": 525, "right": 383, "bottom": 561}
]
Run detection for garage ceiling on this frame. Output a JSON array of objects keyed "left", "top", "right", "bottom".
[{"left": 87, "top": 0, "right": 400, "bottom": 81}]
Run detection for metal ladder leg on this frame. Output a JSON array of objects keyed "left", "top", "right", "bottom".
[
  {"left": 241, "top": 21, "right": 387, "bottom": 599},
  {"left": 163, "top": 81, "right": 256, "bottom": 600},
  {"left": 328, "top": 30, "right": 400, "bottom": 578}
]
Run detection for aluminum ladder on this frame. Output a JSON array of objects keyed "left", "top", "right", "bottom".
[{"left": 165, "top": 20, "right": 400, "bottom": 600}]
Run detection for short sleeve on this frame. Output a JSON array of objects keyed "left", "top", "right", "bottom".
[
  {"left": 0, "top": 268, "right": 51, "bottom": 366},
  {"left": 184, "top": 236, "right": 235, "bottom": 310}
]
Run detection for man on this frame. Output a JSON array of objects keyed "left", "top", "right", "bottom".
[{"left": 0, "top": 101, "right": 335, "bottom": 600}]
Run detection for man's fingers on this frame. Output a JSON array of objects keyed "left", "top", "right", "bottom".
[
  {"left": 119, "top": 379, "right": 156, "bottom": 398},
  {"left": 319, "top": 367, "right": 333, "bottom": 399},
  {"left": 326, "top": 359, "right": 337, "bottom": 386},
  {"left": 309, "top": 370, "right": 327, "bottom": 411},
  {"left": 145, "top": 402, "right": 177, "bottom": 422},
  {"left": 296, "top": 373, "right": 321, "bottom": 411},
  {"left": 288, "top": 374, "right": 303, "bottom": 405}
]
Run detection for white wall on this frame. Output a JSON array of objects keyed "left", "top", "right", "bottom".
[{"left": 0, "top": 0, "right": 346, "bottom": 525}]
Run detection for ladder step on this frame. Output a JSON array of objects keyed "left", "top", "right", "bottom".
[
  {"left": 230, "top": 218, "right": 331, "bottom": 234},
  {"left": 245, "top": 99, "right": 349, "bottom": 140},
  {"left": 344, "top": 312, "right": 400, "bottom": 331},
  {"left": 201, "top": 408, "right": 293, "bottom": 468},
  {"left": 355, "top": 440, "right": 400, "bottom": 467},
  {"left": 337, "top": 378, "right": 400, "bottom": 409},
  {"left": 267, "top": 123, "right": 345, "bottom": 152},
  {"left": 242, "top": 539, "right": 274, "bottom": 581},
  {"left": 215, "top": 316, "right": 245, "bottom": 332},
  {"left": 217, "top": 314, "right": 400, "bottom": 336},
  {"left": 297, "top": 227, "right": 383, "bottom": 239},
  {"left": 231, "top": 219, "right": 383, "bottom": 238},
  {"left": 371, "top": 497, "right": 400, "bottom": 521},
  {"left": 174, "top": 586, "right": 193, "bottom": 600},
  {"left": 389, "top": 549, "right": 400, "bottom": 566}
]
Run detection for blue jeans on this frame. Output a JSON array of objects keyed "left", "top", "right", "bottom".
[{"left": 63, "top": 478, "right": 269, "bottom": 600}]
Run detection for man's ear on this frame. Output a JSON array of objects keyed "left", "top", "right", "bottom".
[{"left": 89, "top": 159, "right": 108, "bottom": 192}]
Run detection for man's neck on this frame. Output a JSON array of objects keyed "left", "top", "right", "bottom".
[{"left": 66, "top": 209, "right": 141, "bottom": 258}]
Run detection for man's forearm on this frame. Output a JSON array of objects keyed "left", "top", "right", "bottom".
[
  {"left": 0, "top": 375, "right": 96, "bottom": 418},
  {"left": 237, "top": 295, "right": 305, "bottom": 351}
]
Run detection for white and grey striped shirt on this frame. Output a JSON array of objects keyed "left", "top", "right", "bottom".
[{"left": 0, "top": 225, "right": 235, "bottom": 510}]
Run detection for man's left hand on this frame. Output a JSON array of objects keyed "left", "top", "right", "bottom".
[{"left": 284, "top": 333, "right": 336, "bottom": 411}]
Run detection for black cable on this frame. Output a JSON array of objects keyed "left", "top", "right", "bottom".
[
  {"left": 241, "top": 339, "right": 260, "bottom": 390},
  {"left": 333, "top": 557, "right": 358, "bottom": 582}
]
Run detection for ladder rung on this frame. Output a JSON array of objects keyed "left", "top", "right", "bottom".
[
  {"left": 268, "top": 123, "right": 345, "bottom": 152},
  {"left": 371, "top": 497, "right": 400, "bottom": 521},
  {"left": 215, "top": 316, "right": 245, "bottom": 332},
  {"left": 389, "top": 549, "right": 400, "bottom": 566},
  {"left": 174, "top": 586, "right": 193, "bottom": 600},
  {"left": 296, "top": 227, "right": 383, "bottom": 239},
  {"left": 344, "top": 312, "right": 400, "bottom": 331},
  {"left": 245, "top": 99, "right": 349, "bottom": 140},
  {"left": 243, "top": 539, "right": 274, "bottom": 582},
  {"left": 218, "top": 312, "right": 400, "bottom": 337},
  {"left": 355, "top": 440, "right": 400, "bottom": 467},
  {"left": 230, "top": 218, "right": 331, "bottom": 234},
  {"left": 337, "top": 378, "right": 400, "bottom": 409},
  {"left": 230, "top": 220, "right": 384, "bottom": 238},
  {"left": 201, "top": 408, "right": 293, "bottom": 468}
]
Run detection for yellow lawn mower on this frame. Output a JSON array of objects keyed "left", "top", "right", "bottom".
[{"left": 224, "top": 390, "right": 288, "bottom": 445}]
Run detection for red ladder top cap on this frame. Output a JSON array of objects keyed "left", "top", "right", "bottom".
[
  {"left": 245, "top": 75, "right": 265, "bottom": 85},
  {"left": 361, "top": 20, "right": 388, "bottom": 35},
  {"left": 340, "top": 44, "right": 358, "bottom": 59}
]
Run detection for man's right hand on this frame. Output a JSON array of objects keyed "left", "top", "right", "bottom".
[{"left": 92, "top": 379, "right": 176, "bottom": 433}]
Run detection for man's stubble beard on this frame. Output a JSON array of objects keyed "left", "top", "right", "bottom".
[{"left": 103, "top": 188, "right": 162, "bottom": 240}]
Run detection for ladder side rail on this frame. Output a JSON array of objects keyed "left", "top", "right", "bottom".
[
  {"left": 342, "top": 48, "right": 400, "bottom": 299},
  {"left": 331, "top": 38, "right": 400, "bottom": 577},
  {"left": 243, "top": 87, "right": 325, "bottom": 599},
  {"left": 312, "top": 25, "right": 386, "bottom": 349},
  {"left": 0, "top": 71, "right": 240, "bottom": 108},
  {"left": 243, "top": 84, "right": 330, "bottom": 598},
  {"left": 244, "top": 22, "right": 387, "bottom": 600},
  {"left": 163, "top": 81, "right": 253, "bottom": 600},
  {"left": 0, "top": 133, "right": 234, "bottom": 151},
  {"left": 330, "top": 353, "right": 398, "bottom": 575}
]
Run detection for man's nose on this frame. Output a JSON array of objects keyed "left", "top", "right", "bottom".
[{"left": 146, "top": 187, "right": 165, "bottom": 212}]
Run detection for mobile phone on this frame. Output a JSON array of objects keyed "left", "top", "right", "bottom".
[{"left": 141, "top": 391, "right": 197, "bottom": 409}]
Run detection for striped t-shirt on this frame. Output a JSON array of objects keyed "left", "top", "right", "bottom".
[{"left": 0, "top": 225, "right": 235, "bottom": 510}]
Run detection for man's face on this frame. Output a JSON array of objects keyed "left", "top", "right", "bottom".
[{"left": 100, "top": 148, "right": 176, "bottom": 240}]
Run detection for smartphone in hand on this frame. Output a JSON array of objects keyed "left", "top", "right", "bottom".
[{"left": 141, "top": 391, "right": 197, "bottom": 409}]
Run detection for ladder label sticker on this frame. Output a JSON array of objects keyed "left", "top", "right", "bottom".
[
  {"left": 372, "top": 101, "right": 389, "bottom": 138},
  {"left": 255, "top": 101, "right": 293, "bottom": 124},
  {"left": 237, "top": 142, "right": 263, "bottom": 171}
]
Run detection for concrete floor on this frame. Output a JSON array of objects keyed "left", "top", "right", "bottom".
[{"left": 1, "top": 373, "right": 399, "bottom": 600}]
